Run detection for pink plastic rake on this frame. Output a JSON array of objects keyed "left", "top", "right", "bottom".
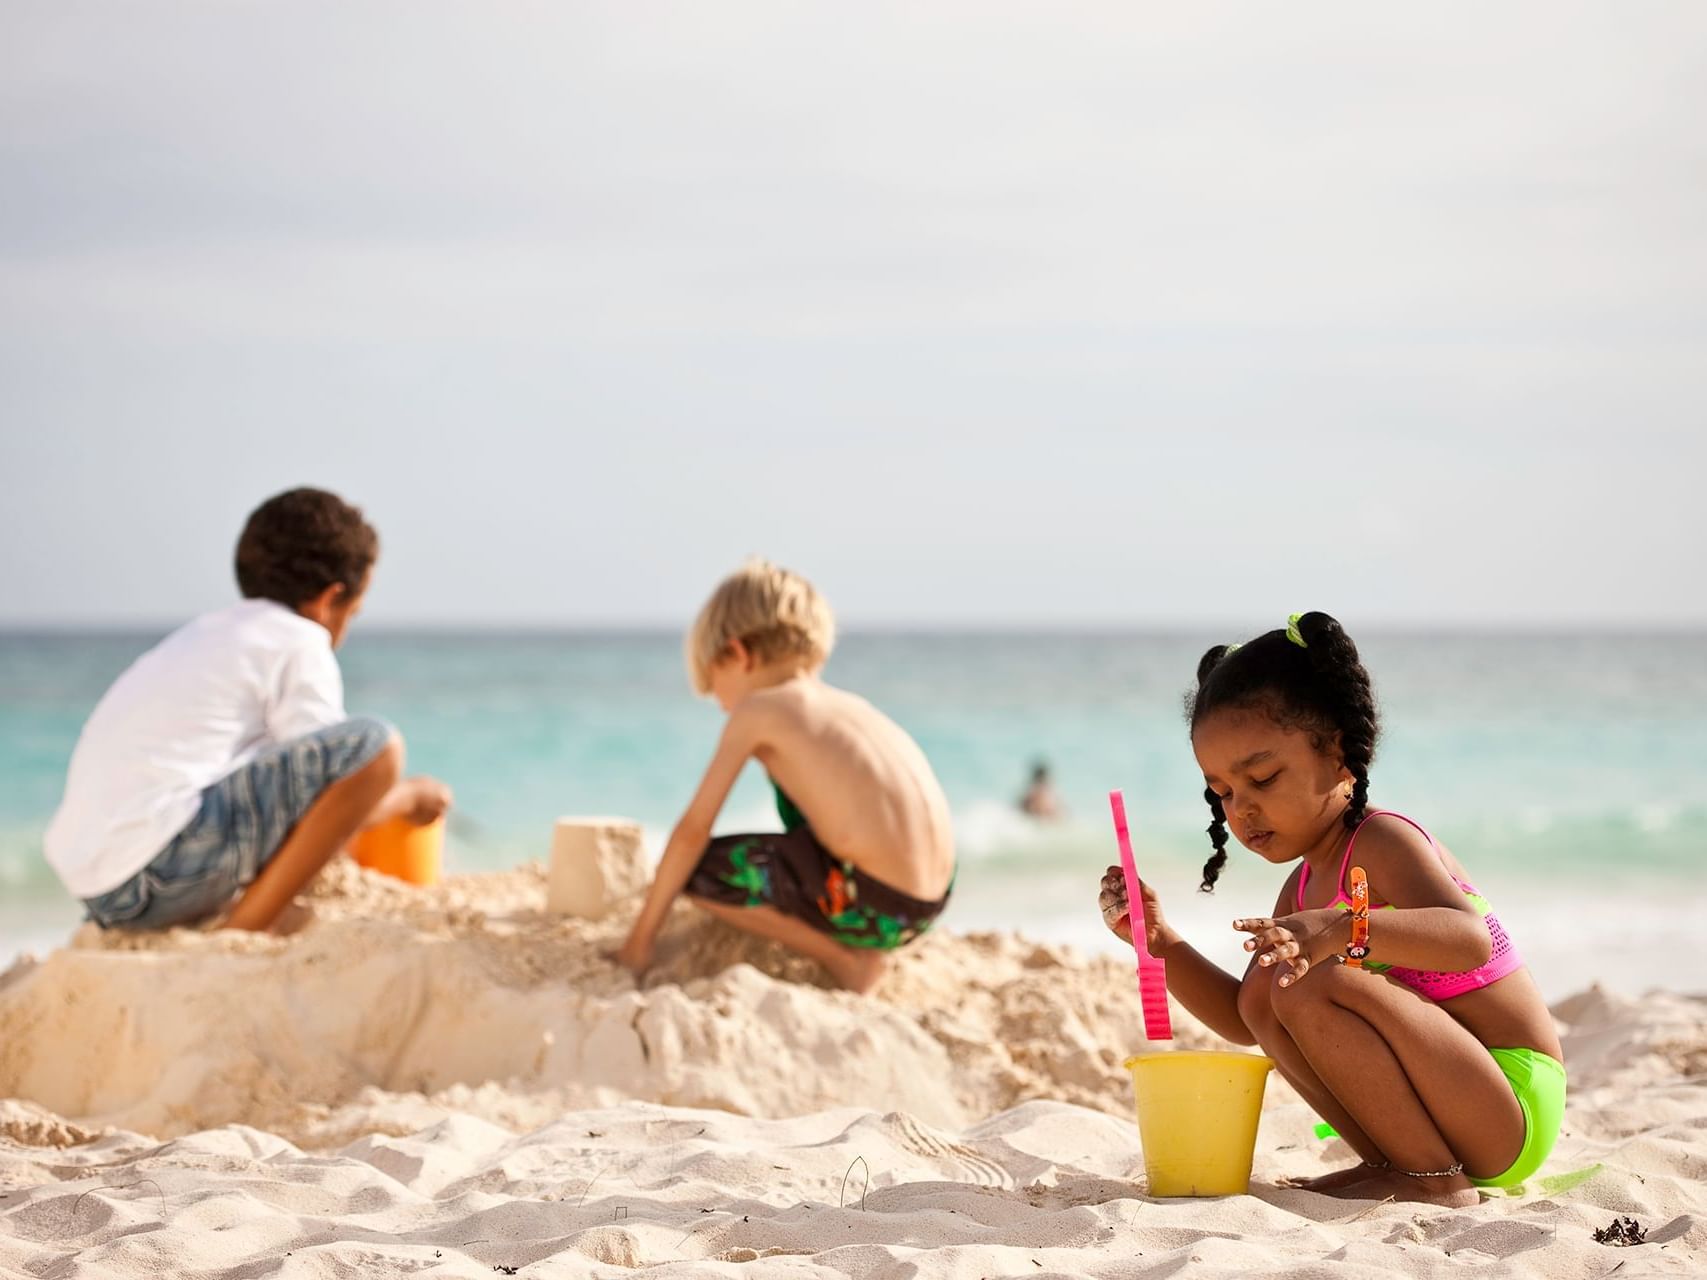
[{"left": 1110, "top": 789, "right": 1172, "bottom": 1041}]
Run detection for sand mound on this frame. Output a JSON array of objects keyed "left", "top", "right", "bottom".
[
  {"left": 0, "top": 1099, "right": 95, "bottom": 1148},
  {"left": 5, "top": 865, "right": 1706, "bottom": 1276},
  {"left": 0, "top": 861, "right": 1219, "bottom": 1146}
]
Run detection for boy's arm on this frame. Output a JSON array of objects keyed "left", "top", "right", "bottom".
[
  {"left": 363, "top": 776, "right": 455, "bottom": 828},
  {"left": 616, "top": 709, "right": 760, "bottom": 971}
]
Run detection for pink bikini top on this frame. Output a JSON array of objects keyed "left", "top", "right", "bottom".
[{"left": 1296, "top": 809, "right": 1523, "bottom": 1001}]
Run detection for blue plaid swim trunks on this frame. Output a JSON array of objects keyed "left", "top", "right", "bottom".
[{"left": 81, "top": 716, "right": 394, "bottom": 929}]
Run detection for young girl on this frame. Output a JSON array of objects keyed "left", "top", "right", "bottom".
[{"left": 1098, "top": 612, "right": 1564, "bottom": 1205}]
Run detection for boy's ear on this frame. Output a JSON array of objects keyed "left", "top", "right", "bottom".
[
  {"left": 297, "top": 581, "right": 350, "bottom": 626},
  {"left": 725, "top": 637, "right": 751, "bottom": 671}
]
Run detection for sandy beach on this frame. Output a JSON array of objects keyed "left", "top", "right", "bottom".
[
  {"left": 2, "top": 861, "right": 1703, "bottom": 1277},
  {"left": 6, "top": 0, "right": 1705, "bottom": 1269}
]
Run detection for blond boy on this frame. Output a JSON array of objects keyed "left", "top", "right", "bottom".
[{"left": 614, "top": 560, "right": 955, "bottom": 993}]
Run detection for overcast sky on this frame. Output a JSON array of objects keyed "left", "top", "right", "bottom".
[{"left": 2, "top": 2, "right": 1703, "bottom": 629}]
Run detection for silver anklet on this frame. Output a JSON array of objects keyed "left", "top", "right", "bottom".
[{"left": 1395, "top": 1161, "right": 1464, "bottom": 1178}]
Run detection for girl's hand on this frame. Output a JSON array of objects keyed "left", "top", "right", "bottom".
[
  {"left": 1233, "top": 908, "right": 1348, "bottom": 987},
  {"left": 1099, "top": 866, "right": 1179, "bottom": 955}
]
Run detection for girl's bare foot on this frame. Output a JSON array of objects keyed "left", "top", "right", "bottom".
[
  {"left": 1281, "top": 1161, "right": 1387, "bottom": 1193},
  {"left": 1324, "top": 1168, "right": 1479, "bottom": 1207}
]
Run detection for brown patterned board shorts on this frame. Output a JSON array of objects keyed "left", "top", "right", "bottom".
[{"left": 685, "top": 825, "right": 950, "bottom": 951}]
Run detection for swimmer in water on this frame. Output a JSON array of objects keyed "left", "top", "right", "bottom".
[{"left": 1019, "top": 760, "right": 1062, "bottom": 820}]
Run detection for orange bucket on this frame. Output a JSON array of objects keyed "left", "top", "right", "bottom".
[{"left": 350, "top": 816, "right": 444, "bottom": 886}]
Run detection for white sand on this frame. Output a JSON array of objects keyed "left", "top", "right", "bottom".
[{"left": 3, "top": 862, "right": 1704, "bottom": 1276}]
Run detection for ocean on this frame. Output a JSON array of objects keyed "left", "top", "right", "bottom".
[{"left": 4, "top": 629, "right": 1703, "bottom": 998}]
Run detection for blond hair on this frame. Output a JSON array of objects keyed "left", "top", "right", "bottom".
[{"left": 686, "top": 558, "right": 836, "bottom": 694}]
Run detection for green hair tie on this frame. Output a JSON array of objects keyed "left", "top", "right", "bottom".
[
  {"left": 1224, "top": 642, "right": 1241, "bottom": 656},
  {"left": 1285, "top": 613, "right": 1307, "bottom": 648}
]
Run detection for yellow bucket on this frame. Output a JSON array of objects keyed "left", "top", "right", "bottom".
[
  {"left": 1124, "top": 1050, "right": 1274, "bottom": 1196},
  {"left": 350, "top": 816, "right": 444, "bottom": 886}
]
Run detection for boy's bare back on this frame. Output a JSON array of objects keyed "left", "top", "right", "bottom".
[{"left": 735, "top": 676, "right": 954, "bottom": 901}]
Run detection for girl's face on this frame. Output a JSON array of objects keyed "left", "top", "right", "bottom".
[{"left": 1191, "top": 705, "right": 1354, "bottom": 864}]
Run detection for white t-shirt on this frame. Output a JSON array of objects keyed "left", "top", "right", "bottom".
[{"left": 44, "top": 599, "right": 348, "bottom": 898}]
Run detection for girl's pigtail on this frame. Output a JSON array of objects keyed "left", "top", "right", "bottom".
[
  {"left": 1296, "top": 611, "right": 1379, "bottom": 829},
  {"left": 1195, "top": 643, "right": 1231, "bottom": 685},
  {"left": 1193, "top": 642, "right": 1236, "bottom": 890},
  {"left": 1200, "top": 786, "right": 1230, "bottom": 891}
]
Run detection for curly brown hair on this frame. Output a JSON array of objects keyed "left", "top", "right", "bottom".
[{"left": 235, "top": 488, "right": 379, "bottom": 607}]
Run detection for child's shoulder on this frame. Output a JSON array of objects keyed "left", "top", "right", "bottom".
[
  {"left": 1349, "top": 810, "right": 1481, "bottom": 906},
  {"left": 729, "top": 679, "right": 810, "bottom": 727},
  {"left": 190, "top": 598, "right": 324, "bottom": 641},
  {"left": 1350, "top": 810, "right": 1442, "bottom": 873},
  {"left": 149, "top": 600, "right": 323, "bottom": 663},
  {"left": 738, "top": 678, "right": 872, "bottom": 727}
]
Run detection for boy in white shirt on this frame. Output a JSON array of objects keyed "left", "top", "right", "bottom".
[{"left": 45, "top": 488, "right": 451, "bottom": 932}]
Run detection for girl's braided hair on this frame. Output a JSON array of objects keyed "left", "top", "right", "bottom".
[{"left": 1185, "top": 612, "right": 1379, "bottom": 892}]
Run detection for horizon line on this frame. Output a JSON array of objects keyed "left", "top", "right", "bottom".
[{"left": 3, "top": 619, "right": 1705, "bottom": 637}]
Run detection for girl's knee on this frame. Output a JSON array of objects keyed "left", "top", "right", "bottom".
[
  {"left": 1270, "top": 961, "right": 1351, "bottom": 1026},
  {"left": 1237, "top": 966, "right": 1282, "bottom": 1040}
]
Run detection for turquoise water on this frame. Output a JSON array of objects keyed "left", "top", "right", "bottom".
[{"left": 4, "top": 630, "right": 1704, "bottom": 995}]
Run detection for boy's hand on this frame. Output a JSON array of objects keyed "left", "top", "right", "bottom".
[
  {"left": 1234, "top": 908, "right": 1348, "bottom": 987},
  {"left": 403, "top": 777, "right": 453, "bottom": 825},
  {"left": 612, "top": 932, "right": 655, "bottom": 977},
  {"left": 1099, "top": 865, "right": 1177, "bottom": 955}
]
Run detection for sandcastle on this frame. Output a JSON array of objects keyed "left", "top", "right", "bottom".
[{"left": 546, "top": 817, "right": 649, "bottom": 919}]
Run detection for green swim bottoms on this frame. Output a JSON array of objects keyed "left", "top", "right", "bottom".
[{"left": 1470, "top": 1046, "right": 1567, "bottom": 1189}]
